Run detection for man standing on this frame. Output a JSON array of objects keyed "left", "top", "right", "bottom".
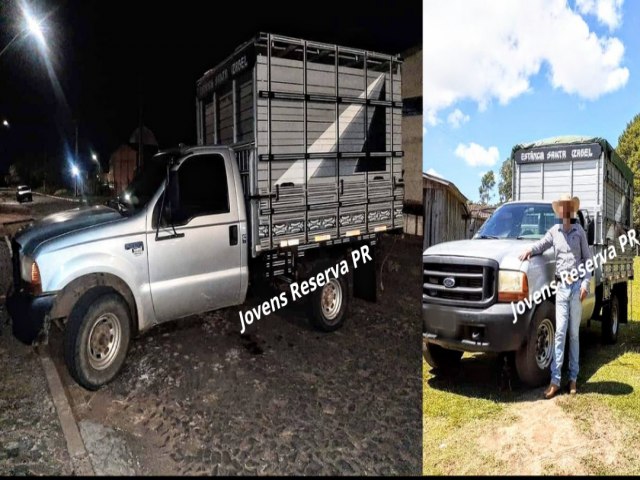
[{"left": 519, "top": 193, "right": 593, "bottom": 399}]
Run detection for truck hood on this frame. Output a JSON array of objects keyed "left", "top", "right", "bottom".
[
  {"left": 423, "top": 238, "right": 537, "bottom": 271},
  {"left": 15, "top": 205, "right": 123, "bottom": 256}
]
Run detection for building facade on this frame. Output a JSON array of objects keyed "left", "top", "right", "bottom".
[
  {"left": 401, "top": 45, "right": 423, "bottom": 236},
  {"left": 423, "top": 172, "right": 471, "bottom": 250}
]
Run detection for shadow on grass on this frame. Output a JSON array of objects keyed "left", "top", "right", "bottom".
[
  {"left": 578, "top": 381, "right": 633, "bottom": 395},
  {"left": 426, "top": 321, "right": 638, "bottom": 403}
]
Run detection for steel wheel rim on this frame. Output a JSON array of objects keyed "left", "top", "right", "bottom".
[
  {"left": 321, "top": 278, "right": 343, "bottom": 323},
  {"left": 536, "top": 318, "right": 554, "bottom": 369},
  {"left": 87, "top": 313, "right": 121, "bottom": 370},
  {"left": 611, "top": 301, "right": 619, "bottom": 335}
]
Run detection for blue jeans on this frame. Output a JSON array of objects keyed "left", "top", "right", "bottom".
[{"left": 552, "top": 281, "right": 581, "bottom": 385}]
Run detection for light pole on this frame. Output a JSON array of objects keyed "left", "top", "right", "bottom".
[
  {"left": 91, "top": 153, "right": 101, "bottom": 195},
  {"left": 72, "top": 165, "right": 79, "bottom": 197},
  {"left": 91, "top": 153, "right": 101, "bottom": 173}
]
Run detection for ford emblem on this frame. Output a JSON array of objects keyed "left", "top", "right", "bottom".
[{"left": 443, "top": 277, "right": 456, "bottom": 288}]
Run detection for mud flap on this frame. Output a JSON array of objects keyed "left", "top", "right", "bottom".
[{"left": 353, "top": 244, "right": 376, "bottom": 302}]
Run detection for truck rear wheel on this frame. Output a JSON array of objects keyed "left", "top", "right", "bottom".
[
  {"left": 515, "top": 302, "right": 555, "bottom": 387},
  {"left": 308, "top": 264, "right": 350, "bottom": 332},
  {"left": 64, "top": 291, "right": 131, "bottom": 390},
  {"left": 601, "top": 293, "right": 620, "bottom": 345},
  {"left": 422, "top": 341, "right": 463, "bottom": 370}
]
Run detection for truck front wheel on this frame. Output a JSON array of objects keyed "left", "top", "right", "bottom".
[
  {"left": 422, "top": 342, "right": 463, "bottom": 370},
  {"left": 308, "top": 267, "right": 350, "bottom": 332},
  {"left": 515, "top": 302, "right": 555, "bottom": 387},
  {"left": 64, "top": 291, "right": 132, "bottom": 390}
]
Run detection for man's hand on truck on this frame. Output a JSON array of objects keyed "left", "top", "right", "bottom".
[{"left": 518, "top": 248, "right": 532, "bottom": 261}]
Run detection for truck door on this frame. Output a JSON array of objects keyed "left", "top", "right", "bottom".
[{"left": 146, "top": 152, "right": 242, "bottom": 323}]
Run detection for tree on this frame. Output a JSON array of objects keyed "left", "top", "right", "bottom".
[
  {"left": 498, "top": 158, "right": 512, "bottom": 204},
  {"left": 479, "top": 170, "right": 496, "bottom": 205},
  {"left": 617, "top": 113, "right": 640, "bottom": 229},
  {"left": 6, "top": 164, "right": 21, "bottom": 185}
]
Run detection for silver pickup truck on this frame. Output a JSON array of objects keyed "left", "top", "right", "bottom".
[
  {"left": 7, "top": 35, "right": 404, "bottom": 390},
  {"left": 423, "top": 137, "right": 634, "bottom": 386}
]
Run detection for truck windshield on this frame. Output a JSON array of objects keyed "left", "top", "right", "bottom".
[
  {"left": 475, "top": 203, "right": 556, "bottom": 240},
  {"left": 117, "top": 161, "right": 167, "bottom": 213}
]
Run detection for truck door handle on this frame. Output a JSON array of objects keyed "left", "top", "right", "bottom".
[{"left": 229, "top": 225, "right": 238, "bottom": 246}]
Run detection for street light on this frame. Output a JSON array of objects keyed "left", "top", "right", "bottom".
[
  {"left": 0, "top": 5, "right": 48, "bottom": 59},
  {"left": 2, "top": 119, "right": 9, "bottom": 128},
  {"left": 71, "top": 164, "right": 80, "bottom": 196},
  {"left": 23, "top": 8, "right": 46, "bottom": 47},
  {"left": 91, "top": 153, "right": 101, "bottom": 172}
]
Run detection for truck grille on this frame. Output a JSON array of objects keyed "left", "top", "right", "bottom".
[{"left": 423, "top": 257, "right": 498, "bottom": 307}]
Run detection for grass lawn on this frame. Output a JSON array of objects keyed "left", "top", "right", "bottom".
[{"left": 423, "top": 257, "right": 640, "bottom": 475}]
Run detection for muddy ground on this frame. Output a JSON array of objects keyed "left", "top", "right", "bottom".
[{"left": 1, "top": 194, "right": 423, "bottom": 475}]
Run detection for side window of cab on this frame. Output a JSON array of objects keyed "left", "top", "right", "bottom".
[
  {"left": 176, "top": 154, "right": 229, "bottom": 224},
  {"left": 153, "top": 153, "right": 230, "bottom": 228}
]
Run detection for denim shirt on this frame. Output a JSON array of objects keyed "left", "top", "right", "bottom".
[{"left": 530, "top": 223, "right": 593, "bottom": 291}]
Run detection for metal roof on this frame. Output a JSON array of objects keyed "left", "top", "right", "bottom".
[{"left": 423, "top": 171, "right": 470, "bottom": 215}]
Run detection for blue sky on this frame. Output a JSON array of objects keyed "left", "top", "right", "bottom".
[{"left": 423, "top": 0, "right": 640, "bottom": 203}]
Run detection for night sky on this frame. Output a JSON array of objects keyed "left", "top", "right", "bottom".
[{"left": 0, "top": 0, "right": 421, "bottom": 175}]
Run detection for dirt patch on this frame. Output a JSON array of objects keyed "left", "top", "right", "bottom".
[{"left": 481, "top": 392, "right": 626, "bottom": 475}]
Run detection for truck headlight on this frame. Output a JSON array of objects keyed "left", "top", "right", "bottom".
[
  {"left": 20, "top": 255, "right": 42, "bottom": 295},
  {"left": 498, "top": 270, "right": 528, "bottom": 302}
]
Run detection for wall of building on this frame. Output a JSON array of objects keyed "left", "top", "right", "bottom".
[
  {"left": 401, "top": 46, "right": 423, "bottom": 236},
  {"left": 423, "top": 182, "right": 470, "bottom": 250},
  {"left": 108, "top": 145, "right": 138, "bottom": 194}
]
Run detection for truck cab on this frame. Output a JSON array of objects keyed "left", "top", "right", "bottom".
[{"left": 8, "top": 146, "right": 249, "bottom": 389}]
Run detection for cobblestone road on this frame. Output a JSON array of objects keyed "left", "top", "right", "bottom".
[
  {"left": 0, "top": 238, "right": 72, "bottom": 475},
  {"left": 2, "top": 197, "right": 422, "bottom": 475},
  {"left": 56, "top": 234, "right": 422, "bottom": 475}
]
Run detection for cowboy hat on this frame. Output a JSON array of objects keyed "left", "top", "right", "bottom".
[{"left": 552, "top": 193, "right": 580, "bottom": 217}]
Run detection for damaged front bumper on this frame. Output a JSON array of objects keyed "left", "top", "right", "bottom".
[{"left": 6, "top": 290, "right": 56, "bottom": 345}]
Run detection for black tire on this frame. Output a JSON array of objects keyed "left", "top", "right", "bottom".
[
  {"left": 307, "top": 262, "right": 350, "bottom": 332},
  {"left": 601, "top": 293, "right": 620, "bottom": 345},
  {"left": 422, "top": 341, "right": 463, "bottom": 370},
  {"left": 64, "top": 290, "right": 132, "bottom": 390},
  {"left": 515, "top": 301, "right": 555, "bottom": 387}
]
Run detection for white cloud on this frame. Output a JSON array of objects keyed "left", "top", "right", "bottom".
[
  {"left": 426, "top": 168, "right": 444, "bottom": 178},
  {"left": 424, "top": 0, "right": 629, "bottom": 124},
  {"left": 576, "top": 0, "right": 624, "bottom": 30},
  {"left": 455, "top": 143, "right": 500, "bottom": 167},
  {"left": 447, "top": 108, "right": 470, "bottom": 128}
]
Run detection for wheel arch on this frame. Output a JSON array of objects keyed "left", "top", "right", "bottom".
[{"left": 49, "top": 272, "right": 139, "bottom": 335}]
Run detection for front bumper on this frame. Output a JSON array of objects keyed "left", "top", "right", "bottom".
[
  {"left": 422, "top": 300, "right": 534, "bottom": 352},
  {"left": 6, "top": 290, "right": 56, "bottom": 345}
]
